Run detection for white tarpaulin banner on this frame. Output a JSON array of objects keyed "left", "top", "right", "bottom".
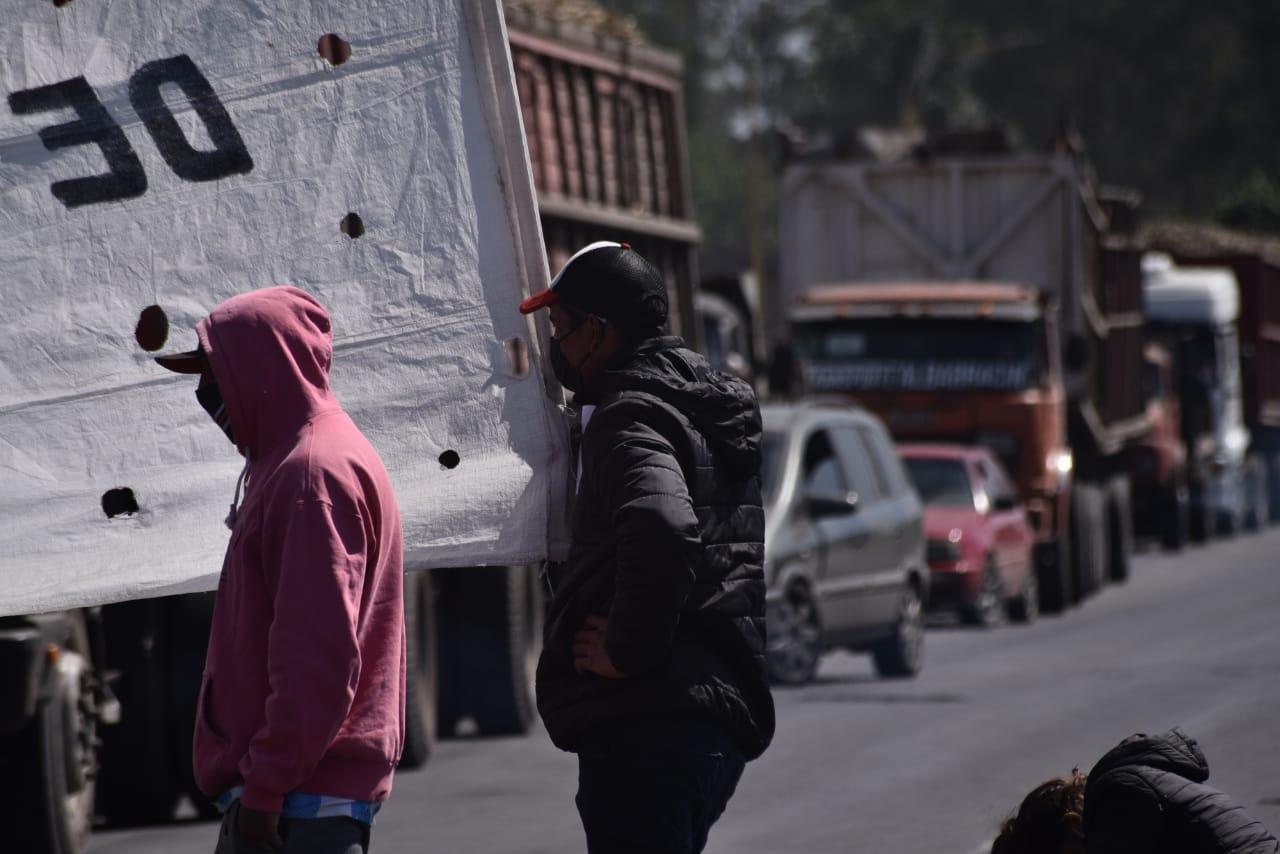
[{"left": 0, "top": 0, "right": 570, "bottom": 616}]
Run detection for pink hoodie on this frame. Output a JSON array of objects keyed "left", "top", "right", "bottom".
[{"left": 191, "top": 286, "right": 405, "bottom": 813}]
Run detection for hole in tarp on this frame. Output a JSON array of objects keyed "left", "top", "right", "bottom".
[
  {"left": 134, "top": 305, "right": 170, "bottom": 352},
  {"left": 438, "top": 450, "right": 460, "bottom": 470},
  {"left": 340, "top": 212, "right": 365, "bottom": 238},
  {"left": 504, "top": 337, "right": 529, "bottom": 377},
  {"left": 102, "top": 488, "right": 140, "bottom": 519},
  {"left": 317, "top": 34, "right": 352, "bottom": 66},
  {"left": 53, "top": 0, "right": 73, "bottom": 7}
]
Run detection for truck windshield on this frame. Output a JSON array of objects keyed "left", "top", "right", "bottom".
[
  {"left": 901, "top": 457, "right": 975, "bottom": 509},
  {"left": 793, "top": 318, "right": 1042, "bottom": 392}
]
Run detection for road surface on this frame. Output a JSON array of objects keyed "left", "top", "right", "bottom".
[{"left": 91, "top": 529, "right": 1280, "bottom": 853}]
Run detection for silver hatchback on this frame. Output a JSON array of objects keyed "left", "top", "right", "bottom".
[{"left": 762, "top": 402, "right": 927, "bottom": 684}]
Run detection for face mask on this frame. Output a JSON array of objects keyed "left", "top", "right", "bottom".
[
  {"left": 195, "top": 380, "right": 236, "bottom": 445},
  {"left": 549, "top": 317, "right": 601, "bottom": 392}
]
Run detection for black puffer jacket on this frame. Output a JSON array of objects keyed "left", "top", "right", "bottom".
[
  {"left": 536, "top": 337, "right": 775, "bottom": 760},
  {"left": 1085, "top": 729, "right": 1279, "bottom": 854}
]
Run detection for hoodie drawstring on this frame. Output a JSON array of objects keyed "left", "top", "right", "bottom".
[{"left": 225, "top": 458, "right": 250, "bottom": 530}]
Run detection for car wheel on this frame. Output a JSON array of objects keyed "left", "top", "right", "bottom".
[
  {"left": 961, "top": 559, "right": 1004, "bottom": 628},
  {"left": 872, "top": 582, "right": 924, "bottom": 678},
  {"left": 766, "top": 583, "right": 822, "bottom": 686},
  {"left": 1007, "top": 560, "right": 1039, "bottom": 624}
]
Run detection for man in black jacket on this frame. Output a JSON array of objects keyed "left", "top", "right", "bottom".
[
  {"left": 520, "top": 241, "right": 775, "bottom": 854},
  {"left": 993, "top": 728, "right": 1278, "bottom": 854}
]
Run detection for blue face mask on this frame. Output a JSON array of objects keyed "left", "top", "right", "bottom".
[{"left": 195, "top": 380, "right": 236, "bottom": 445}]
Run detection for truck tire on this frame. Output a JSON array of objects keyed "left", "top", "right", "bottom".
[
  {"left": 1160, "top": 478, "right": 1190, "bottom": 551},
  {"left": 1268, "top": 451, "right": 1280, "bottom": 525},
  {"left": 1036, "top": 534, "right": 1073, "bottom": 615},
  {"left": 166, "top": 593, "right": 218, "bottom": 820},
  {"left": 1189, "top": 476, "right": 1214, "bottom": 544},
  {"left": 1243, "top": 455, "right": 1269, "bottom": 532},
  {"left": 97, "top": 600, "right": 182, "bottom": 826},
  {"left": 450, "top": 566, "right": 542, "bottom": 736},
  {"left": 1070, "top": 484, "right": 1106, "bottom": 603},
  {"left": 0, "top": 612, "right": 97, "bottom": 854},
  {"left": 1106, "top": 475, "right": 1133, "bottom": 583},
  {"left": 399, "top": 571, "right": 439, "bottom": 770}
]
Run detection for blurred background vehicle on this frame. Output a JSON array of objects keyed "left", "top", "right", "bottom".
[
  {"left": 1125, "top": 343, "right": 1192, "bottom": 551},
  {"left": 760, "top": 403, "right": 927, "bottom": 685},
  {"left": 779, "top": 133, "right": 1147, "bottom": 614},
  {"left": 1144, "top": 221, "right": 1280, "bottom": 533},
  {"left": 1141, "top": 254, "right": 1250, "bottom": 540},
  {"left": 899, "top": 444, "right": 1038, "bottom": 627}
]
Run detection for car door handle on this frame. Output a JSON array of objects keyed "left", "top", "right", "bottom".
[{"left": 852, "top": 533, "right": 870, "bottom": 547}]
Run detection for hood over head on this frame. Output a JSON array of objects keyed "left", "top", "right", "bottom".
[
  {"left": 597, "top": 337, "right": 762, "bottom": 476},
  {"left": 1087, "top": 727, "right": 1210, "bottom": 786},
  {"left": 195, "top": 285, "right": 339, "bottom": 456}
]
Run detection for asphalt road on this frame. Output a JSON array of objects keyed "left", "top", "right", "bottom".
[{"left": 90, "top": 529, "right": 1280, "bottom": 854}]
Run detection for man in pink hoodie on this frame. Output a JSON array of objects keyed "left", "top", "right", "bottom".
[{"left": 155, "top": 286, "right": 405, "bottom": 853}]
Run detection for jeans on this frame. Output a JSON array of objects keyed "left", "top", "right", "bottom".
[
  {"left": 214, "top": 800, "right": 370, "bottom": 854},
  {"left": 575, "top": 718, "right": 746, "bottom": 854}
]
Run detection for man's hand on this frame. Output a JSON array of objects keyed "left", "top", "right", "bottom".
[
  {"left": 573, "top": 616, "right": 624, "bottom": 679},
  {"left": 236, "top": 803, "right": 284, "bottom": 850}
]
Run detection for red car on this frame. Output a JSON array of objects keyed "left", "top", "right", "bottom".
[{"left": 898, "top": 444, "right": 1038, "bottom": 626}]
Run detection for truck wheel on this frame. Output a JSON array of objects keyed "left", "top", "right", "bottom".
[
  {"left": 1160, "top": 479, "right": 1190, "bottom": 551},
  {"left": 96, "top": 600, "right": 181, "bottom": 826},
  {"left": 399, "top": 571, "right": 439, "bottom": 770},
  {"left": 1036, "top": 535, "right": 1073, "bottom": 615},
  {"left": 1106, "top": 476, "right": 1133, "bottom": 583},
  {"left": 1268, "top": 451, "right": 1280, "bottom": 525},
  {"left": 1243, "top": 455, "right": 1269, "bottom": 532},
  {"left": 872, "top": 581, "right": 924, "bottom": 679},
  {"left": 452, "top": 566, "right": 542, "bottom": 736},
  {"left": 0, "top": 612, "right": 97, "bottom": 854},
  {"left": 1070, "top": 485, "right": 1105, "bottom": 602},
  {"left": 1189, "top": 477, "right": 1213, "bottom": 544}
]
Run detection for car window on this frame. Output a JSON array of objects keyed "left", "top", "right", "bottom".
[
  {"left": 901, "top": 457, "right": 975, "bottom": 509},
  {"left": 977, "top": 457, "right": 1018, "bottom": 506},
  {"left": 858, "top": 424, "right": 906, "bottom": 497},
  {"left": 831, "top": 426, "right": 881, "bottom": 502},
  {"left": 803, "top": 429, "right": 847, "bottom": 496}
]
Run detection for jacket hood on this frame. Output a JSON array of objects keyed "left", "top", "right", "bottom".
[
  {"left": 598, "top": 337, "right": 762, "bottom": 475},
  {"left": 1088, "top": 728, "right": 1210, "bottom": 785},
  {"left": 196, "top": 285, "right": 339, "bottom": 457}
]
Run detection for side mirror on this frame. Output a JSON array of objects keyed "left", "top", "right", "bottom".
[
  {"left": 806, "top": 490, "right": 859, "bottom": 518},
  {"left": 992, "top": 495, "right": 1018, "bottom": 513}
]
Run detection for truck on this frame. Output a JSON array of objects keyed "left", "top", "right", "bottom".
[
  {"left": 1143, "top": 220, "right": 1280, "bottom": 531},
  {"left": 506, "top": 0, "right": 703, "bottom": 345},
  {"left": 1125, "top": 340, "right": 1192, "bottom": 550},
  {"left": 1140, "top": 254, "right": 1250, "bottom": 539},
  {"left": 777, "top": 137, "right": 1148, "bottom": 613},
  {"left": 0, "top": 2, "right": 574, "bottom": 851}
]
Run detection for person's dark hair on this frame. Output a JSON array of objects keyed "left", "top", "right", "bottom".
[{"left": 991, "top": 769, "right": 1087, "bottom": 854}]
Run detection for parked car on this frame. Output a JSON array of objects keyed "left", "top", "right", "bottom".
[
  {"left": 897, "top": 444, "right": 1038, "bottom": 627},
  {"left": 761, "top": 402, "right": 927, "bottom": 684}
]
